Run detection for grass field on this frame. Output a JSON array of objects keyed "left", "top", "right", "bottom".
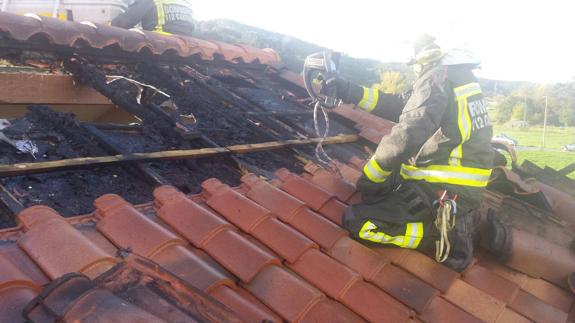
[
  {"left": 492, "top": 125, "right": 575, "bottom": 150},
  {"left": 492, "top": 125, "right": 575, "bottom": 178}
]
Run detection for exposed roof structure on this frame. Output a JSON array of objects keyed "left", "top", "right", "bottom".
[{"left": 0, "top": 11, "right": 573, "bottom": 323}]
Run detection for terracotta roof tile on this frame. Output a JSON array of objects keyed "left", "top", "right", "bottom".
[
  {"left": 0, "top": 287, "right": 37, "bottom": 323},
  {"left": 250, "top": 216, "right": 317, "bottom": 264},
  {"left": 149, "top": 244, "right": 235, "bottom": 292},
  {"left": 28, "top": 274, "right": 167, "bottom": 322},
  {"left": 299, "top": 299, "right": 365, "bottom": 323},
  {"left": 0, "top": 255, "right": 40, "bottom": 291},
  {"left": 522, "top": 276, "right": 574, "bottom": 312},
  {"left": 275, "top": 168, "right": 335, "bottom": 211},
  {"left": 242, "top": 174, "right": 348, "bottom": 250},
  {"left": 495, "top": 308, "right": 532, "bottom": 323},
  {"left": 17, "top": 206, "right": 117, "bottom": 279},
  {"left": 202, "top": 178, "right": 274, "bottom": 233},
  {"left": 348, "top": 156, "right": 367, "bottom": 170},
  {"left": 333, "top": 160, "right": 364, "bottom": 183},
  {"left": 462, "top": 265, "right": 520, "bottom": 303},
  {"left": 288, "top": 248, "right": 361, "bottom": 299},
  {"left": 443, "top": 279, "right": 506, "bottom": 322},
  {"left": 290, "top": 207, "right": 348, "bottom": 250},
  {"left": 339, "top": 279, "right": 413, "bottom": 322},
  {"left": 0, "top": 256, "right": 39, "bottom": 323},
  {"left": 375, "top": 247, "right": 410, "bottom": 263},
  {"left": 347, "top": 191, "right": 363, "bottom": 205},
  {"left": 328, "top": 236, "right": 389, "bottom": 279},
  {"left": 510, "top": 289, "right": 568, "bottom": 323},
  {"left": 372, "top": 264, "right": 439, "bottom": 314},
  {"left": 154, "top": 186, "right": 233, "bottom": 247},
  {"left": 420, "top": 296, "right": 483, "bottom": 323},
  {"left": 203, "top": 229, "right": 279, "bottom": 283},
  {"left": 333, "top": 104, "right": 394, "bottom": 144},
  {"left": 317, "top": 198, "right": 348, "bottom": 226},
  {"left": 209, "top": 285, "right": 282, "bottom": 323},
  {"left": 479, "top": 255, "right": 529, "bottom": 287},
  {"left": 244, "top": 265, "right": 324, "bottom": 322},
  {"left": 508, "top": 229, "right": 575, "bottom": 286},
  {"left": 0, "top": 12, "right": 281, "bottom": 65},
  {"left": 95, "top": 194, "right": 185, "bottom": 257},
  {"left": 394, "top": 250, "right": 460, "bottom": 293},
  {"left": 303, "top": 163, "right": 357, "bottom": 202},
  {"left": 242, "top": 173, "right": 306, "bottom": 223}
]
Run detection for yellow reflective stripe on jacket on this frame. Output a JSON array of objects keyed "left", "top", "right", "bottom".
[
  {"left": 357, "top": 87, "right": 379, "bottom": 112},
  {"left": 363, "top": 157, "right": 391, "bottom": 183},
  {"left": 400, "top": 164, "right": 492, "bottom": 187},
  {"left": 449, "top": 83, "right": 481, "bottom": 166},
  {"left": 153, "top": 0, "right": 167, "bottom": 32},
  {"left": 153, "top": 0, "right": 190, "bottom": 34},
  {"left": 359, "top": 221, "right": 424, "bottom": 249}
]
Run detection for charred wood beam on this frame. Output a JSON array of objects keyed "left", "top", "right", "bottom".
[
  {"left": 85, "top": 123, "right": 143, "bottom": 132},
  {"left": 82, "top": 124, "right": 169, "bottom": 186},
  {"left": 177, "top": 65, "right": 306, "bottom": 141},
  {"left": 26, "top": 105, "right": 168, "bottom": 186},
  {"left": 64, "top": 58, "right": 260, "bottom": 182},
  {"left": 135, "top": 63, "right": 316, "bottom": 174},
  {"left": 187, "top": 65, "right": 368, "bottom": 163},
  {"left": 242, "top": 111, "right": 315, "bottom": 117},
  {"left": 0, "top": 183, "right": 24, "bottom": 215},
  {"left": 0, "top": 134, "right": 359, "bottom": 177},
  {"left": 63, "top": 58, "right": 199, "bottom": 143},
  {"left": 169, "top": 65, "right": 326, "bottom": 167}
]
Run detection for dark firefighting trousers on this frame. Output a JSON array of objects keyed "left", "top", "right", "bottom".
[{"left": 343, "top": 172, "right": 481, "bottom": 272}]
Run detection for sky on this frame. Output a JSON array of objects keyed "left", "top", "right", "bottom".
[{"left": 191, "top": 0, "right": 575, "bottom": 83}]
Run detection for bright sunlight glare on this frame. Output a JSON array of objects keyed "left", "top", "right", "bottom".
[{"left": 191, "top": 0, "right": 574, "bottom": 83}]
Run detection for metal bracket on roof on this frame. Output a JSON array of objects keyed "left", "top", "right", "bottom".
[{"left": 0, "top": 119, "right": 38, "bottom": 158}]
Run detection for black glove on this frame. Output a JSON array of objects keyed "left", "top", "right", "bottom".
[{"left": 320, "top": 76, "right": 351, "bottom": 103}]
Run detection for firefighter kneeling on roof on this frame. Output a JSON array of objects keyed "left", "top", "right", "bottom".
[
  {"left": 112, "top": 0, "right": 194, "bottom": 36},
  {"left": 325, "top": 34, "right": 496, "bottom": 272}
]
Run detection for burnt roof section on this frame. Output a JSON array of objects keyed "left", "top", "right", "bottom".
[
  {"left": 0, "top": 9, "right": 574, "bottom": 323},
  {"left": 0, "top": 12, "right": 281, "bottom": 65}
]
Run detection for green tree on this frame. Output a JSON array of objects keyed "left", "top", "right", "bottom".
[
  {"left": 511, "top": 103, "right": 525, "bottom": 121},
  {"left": 492, "top": 96, "right": 517, "bottom": 124},
  {"left": 375, "top": 71, "right": 409, "bottom": 94}
]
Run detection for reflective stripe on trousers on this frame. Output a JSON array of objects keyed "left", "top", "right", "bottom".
[
  {"left": 358, "top": 87, "right": 379, "bottom": 112},
  {"left": 359, "top": 221, "right": 424, "bottom": 249},
  {"left": 449, "top": 82, "right": 482, "bottom": 166},
  {"left": 363, "top": 157, "right": 392, "bottom": 183},
  {"left": 401, "top": 164, "right": 492, "bottom": 188}
]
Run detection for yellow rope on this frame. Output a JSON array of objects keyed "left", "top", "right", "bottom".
[{"left": 435, "top": 202, "right": 456, "bottom": 263}]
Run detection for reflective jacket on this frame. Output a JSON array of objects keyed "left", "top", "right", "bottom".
[
  {"left": 112, "top": 0, "right": 194, "bottom": 36},
  {"left": 346, "top": 62, "right": 494, "bottom": 191}
]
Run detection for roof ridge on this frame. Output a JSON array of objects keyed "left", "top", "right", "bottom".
[{"left": 0, "top": 11, "right": 281, "bottom": 65}]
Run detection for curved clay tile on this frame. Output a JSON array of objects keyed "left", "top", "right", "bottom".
[{"left": 0, "top": 11, "right": 282, "bottom": 65}]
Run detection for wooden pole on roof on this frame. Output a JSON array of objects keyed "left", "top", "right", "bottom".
[{"left": 0, "top": 134, "right": 359, "bottom": 177}]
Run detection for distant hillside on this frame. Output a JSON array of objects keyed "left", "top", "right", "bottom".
[
  {"left": 478, "top": 78, "right": 532, "bottom": 97},
  {"left": 195, "top": 19, "right": 409, "bottom": 86}
]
